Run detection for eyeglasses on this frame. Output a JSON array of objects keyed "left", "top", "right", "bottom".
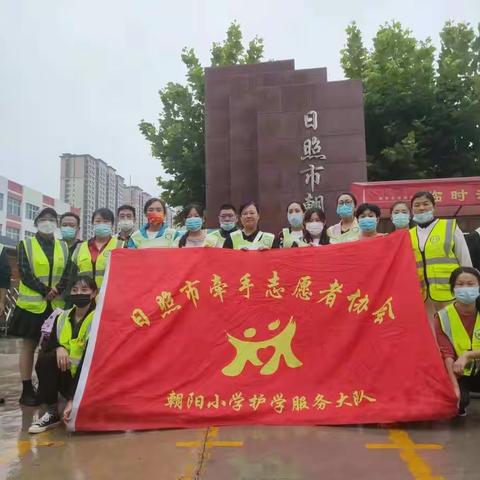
[
  {"left": 338, "top": 200, "right": 353, "bottom": 206},
  {"left": 219, "top": 214, "right": 235, "bottom": 220}
]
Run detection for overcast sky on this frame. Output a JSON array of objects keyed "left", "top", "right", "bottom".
[{"left": 0, "top": 0, "right": 478, "bottom": 199}]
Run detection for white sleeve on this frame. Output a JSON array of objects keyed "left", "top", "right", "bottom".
[{"left": 454, "top": 226, "right": 472, "bottom": 267}]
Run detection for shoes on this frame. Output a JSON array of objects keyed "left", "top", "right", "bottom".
[
  {"left": 457, "top": 406, "right": 467, "bottom": 417},
  {"left": 28, "top": 412, "right": 61, "bottom": 434},
  {"left": 19, "top": 389, "right": 40, "bottom": 407}
]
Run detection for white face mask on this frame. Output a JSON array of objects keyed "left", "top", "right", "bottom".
[
  {"left": 37, "top": 220, "right": 57, "bottom": 235},
  {"left": 118, "top": 219, "right": 135, "bottom": 232},
  {"left": 306, "top": 221, "right": 324, "bottom": 236}
]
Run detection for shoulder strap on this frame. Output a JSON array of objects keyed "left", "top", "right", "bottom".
[
  {"left": 57, "top": 240, "right": 69, "bottom": 264},
  {"left": 438, "top": 307, "right": 453, "bottom": 343}
]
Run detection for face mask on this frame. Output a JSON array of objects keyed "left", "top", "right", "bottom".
[
  {"left": 60, "top": 226, "right": 76, "bottom": 241},
  {"left": 288, "top": 213, "right": 304, "bottom": 228},
  {"left": 306, "top": 222, "right": 324, "bottom": 236},
  {"left": 185, "top": 217, "right": 203, "bottom": 232},
  {"left": 37, "top": 220, "right": 57, "bottom": 235},
  {"left": 413, "top": 211, "right": 434, "bottom": 224},
  {"left": 454, "top": 286, "right": 480, "bottom": 305},
  {"left": 337, "top": 204, "right": 354, "bottom": 218},
  {"left": 70, "top": 294, "right": 92, "bottom": 308},
  {"left": 220, "top": 222, "right": 236, "bottom": 232},
  {"left": 359, "top": 217, "right": 377, "bottom": 232},
  {"left": 392, "top": 213, "right": 410, "bottom": 229},
  {"left": 94, "top": 223, "right": 112, "bottom": 238},
  {"left": 118, "top": 219, "right": 134, "bottom": 232},
  {"left": 147, "top": 212, "right": 164, "bottom": 226}
]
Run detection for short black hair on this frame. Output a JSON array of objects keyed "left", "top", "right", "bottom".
[
  {"left": 304, "top": 207, "right": 326, "bottom": 223},
  {"left": 72, "top": 275, "right": 98, "bottom": 293},
  {"left": 34, "top": 207, "right": 58, "bottom": 226},
  {"left": 219, "top": 203, "right": 237, "bottom": 214},
  {"left": 356, "top": 203, "right": 381, "bottom": 218},
  {"left": 389, "top": 201, "right": 410, "bottom": 214},
  {"left": 449, "top": 267, "right": 480, "bottom": 293},
  {"left": 143, "top": 197, "right": 166, "bottom": 215},
  {"left": 411, "top": 191, "right": 435, "bottom": 207},
  {"left": 117, "top": 204, "right": 136, "bottom": 217},
  {"left": 60, "top": 212, "right": 80, "bottom": 226},
  {"left": 286, "top": 201, "right": 306, "bottom": 213},
  {"left": 336, "top": 192, "right": 358, "bottom": 207},
  {"left": 184, "top": 203, "right": 204, "bottom": 217},
  {"left": 91, "top": 208, "right": 114, "bottom": 224},
  {"left": 239, "top": 201, "right": 260, "bottom": 215}
]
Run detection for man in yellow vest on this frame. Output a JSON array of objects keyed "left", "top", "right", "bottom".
[
  {"left": 205, "top": 203, "right": 239, "bottom": 248},
  {"left": 409, "top": 191, "right": 472, "bottom": 328},
  {"left": 8, "top": 208, "right": 69, "bottom": 406},
  {"left": 70, "top": 208, "right": 124, "bottom": 290}
]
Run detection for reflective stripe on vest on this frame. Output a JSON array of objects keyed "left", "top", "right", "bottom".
[
  {"left": 17, "top": 237, "right": 68, "bottom": 314},
  {"left": 130, "top": 228, "right": 176, "bottom": 249},
  {"left": 409, "top": 219, "right": 459, "bottom": 302},
  {"left": 282, "top": 228, "right": 308, "bottom": 248},
  {"left": 438, "top": 304, "right": 480, "bottom": 376},
  {"left": 57, "top": 308, "right": 95, "bottom": 376},
  {"left": 72, "top": 237, "right": 124, "bottom": 288},
  {"left": 205, "top": 230, "right": 225, "bottom": 248},
  {"left": 230, "top": 230, "right": 275, "bottom": 250}
]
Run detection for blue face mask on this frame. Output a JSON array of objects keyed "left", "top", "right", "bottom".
[
  {"left": 185, "top": 217, "right": 203, "bottom": 232},
  {"left": 61, "top": 226, "right": 77, "bottom": 241},
  {"left": 358, "top": 217, "right": 377, "bottom": 232},
  {"left": 288, "top": 213, "right": 304, "bottom": 228},
  {"left": 94, "top": 223, "right": 112, "bottom": 238},
  {"left": 454, "top": 286, "right": 480, "bottom": 305},
  {"left": 392, "top": 213, "right": 410, "bottom": 229},
  {"left": 337, "top": 204, "right": 354, "bottom": 218},
  {"left": 220, "top": 222, "right": 236, "bottom": 232},
  {"left": 413, "top": 211, "right": 434, "bottom": 225}
]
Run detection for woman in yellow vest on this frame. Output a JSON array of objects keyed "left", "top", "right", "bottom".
[
  {"left": 70, "top": 208, "right": 123, "bottom": 290},
  {"left": 223, "top": 202, "right": 275, "bottom": 250},
  {"left": 409, "top": 191, "right": 472, "bottom": 327},
  {"left": 275, "top": 201, "right": 309, "bottom": 248},
  {"left": 177, "top": 204, "right": 209, "bottom": 248},
  {"left": 28, "top": 276, "right": 97, "bottom": 433},
  {"left": 8, "top": 208, "right": 69, "bottom": 406},
  {"left": 128, "top": 198, "right": 179, "bottom": 248},
  {"left": 327, "top": 193, "right": 360, "bottom": 244},
  {"left": 435, "top": 267, "right": 480, "bottom": 416}
]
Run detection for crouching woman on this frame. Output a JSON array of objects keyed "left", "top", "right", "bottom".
[{"left": 28, "top": 276, "right": 97, "bottom": 433}]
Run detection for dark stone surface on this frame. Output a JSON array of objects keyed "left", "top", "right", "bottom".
[{"left": 205, "top": 60, "right": 367, "bottom": 233}]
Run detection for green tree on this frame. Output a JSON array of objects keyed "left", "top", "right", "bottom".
[
  {"left": 139, "top": 22, "right": 264, "bottom": 210},
  {"left": 341, "top": 20, "right": 480, "bottom": 181}
]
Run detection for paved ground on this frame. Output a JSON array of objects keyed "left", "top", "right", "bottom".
[{"left": 1, "top": 338, "right": 479, "bottom": 480}]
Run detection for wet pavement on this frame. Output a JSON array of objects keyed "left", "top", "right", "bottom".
[{"left": 1, "top": 337, "right": 479, "bottom": 480}]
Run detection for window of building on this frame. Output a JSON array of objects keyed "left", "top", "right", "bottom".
[
  {"left": 24, "top": 230, "right": 36, "bottom": 238},
  {"left": 6, "top": 226, "right": 20, "bottom": 242},
  {"left": 0, "top": 192, "right": 4, "bottom": 210},
  {"left": 25, "top": 202, "right": 39, "bottom": 220},
  {"left": 7, "top": 196, "right": 21, "bottom": 217}
]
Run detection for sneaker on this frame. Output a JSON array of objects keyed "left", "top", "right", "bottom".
[
  {"left": 457, "top": 407, "right": 467, "bottom": 417},
  {"left": 28, "top": 412, "right": 61, "bottom": 434},
  {"left": 19, "top": 389, "right": 40, "bottom": 407}
]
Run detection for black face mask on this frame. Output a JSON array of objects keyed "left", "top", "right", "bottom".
[{"left": 70, "top": 294, "right": 92, "bottom": 308}]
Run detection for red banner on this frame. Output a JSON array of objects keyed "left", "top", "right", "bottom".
[{"left": 70, "top": 231, "right": 457, "bottom": 432}]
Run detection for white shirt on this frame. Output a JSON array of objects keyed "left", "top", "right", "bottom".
[{"left": 415, "top": 219, "right": 472, "bottom": 267}]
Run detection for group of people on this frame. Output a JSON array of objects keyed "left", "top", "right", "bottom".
[{"left": 1, "top": 189, "right": 480, "bottom": 433}]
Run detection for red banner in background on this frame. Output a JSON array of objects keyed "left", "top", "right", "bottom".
[{"left": 70, "top": 231, "right": 456, "bottom": 432}]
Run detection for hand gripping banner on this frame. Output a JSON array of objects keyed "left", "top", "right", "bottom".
[{"left": 69, "top": 231, "right": 456, "bottom": 431}]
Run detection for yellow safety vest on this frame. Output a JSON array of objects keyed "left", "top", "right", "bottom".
[
  {"left": 327, "top": 220, "right": 361, "bottom": 244},
  {"left": 205, "top": 230, "right": 228, "bottom": 248},
  {"left": 72, "top": 237, "right": 124, "bottom": 289},
  {"left": 281, "top": 228, "right": 308, "bottom": 248},
  {"left": 130, "top": 228, "right": 177, "bottom": 249},
  {"left": 438, "top": 303, "right": 480, "bottom": 376},
  {"left": 57, "top": 307, "right": 95, "bottom": 376},
  {"left": 409, "top": 219, "right": 459, "bottom": 302},
  {"left": 17, "top": 237, "right": 68, "bottom": 314},
  {"left": 230, "top": 230, "right": 275, "bottom": 250}
]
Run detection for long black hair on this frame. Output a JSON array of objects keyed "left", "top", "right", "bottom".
[{"left": 303, "top": 207, "right": 329, "bottom": 245}]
